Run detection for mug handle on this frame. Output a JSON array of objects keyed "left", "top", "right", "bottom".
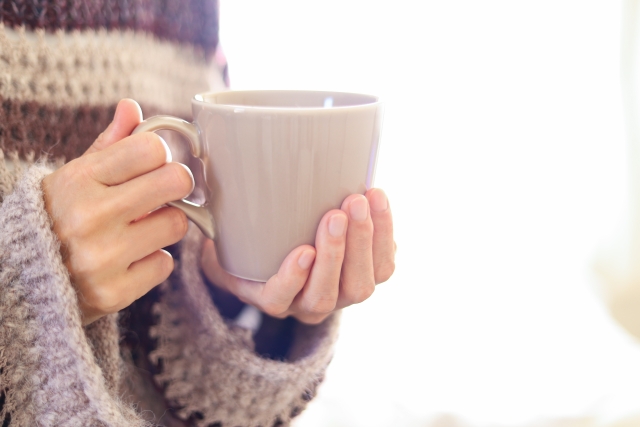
[{"left": 132, "top": 115, "right": 215, "bottom": 240}]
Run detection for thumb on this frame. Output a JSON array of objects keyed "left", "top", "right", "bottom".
[{"left": 84, "top": 99, "right": 143, "bottom": 155}]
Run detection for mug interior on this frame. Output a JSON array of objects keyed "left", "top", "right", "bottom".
[{"left": 194, "top": 90, "right": 378, "bottom": 109}]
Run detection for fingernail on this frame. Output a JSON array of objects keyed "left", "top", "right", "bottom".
[
  {"left": 158, "top": 136, "right": 172, "bottom": 163},
  {"left": 370, "top": 189, "right": 389, "bottom": 213},
  {"left": 349, "top": 196, "right": 368, "bottom": 221},
  {"left": 114, "top": 99, "right": 143, "bottom": 126},
  {"left": 176, "top": 163, "right": 195, "bottom": 197},
  {"left": 129, "top": 99, "right": 143, "bottom": 122},
  {"left": 298, "top": 250, "right": 316, "bottom": 270},
  {"left": 328, "top": 214, "right": 347, "bottom": 237}
]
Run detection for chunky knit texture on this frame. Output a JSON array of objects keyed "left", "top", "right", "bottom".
[
  {"left": 0, "top": 2, "right": 340, "bottom": 426},
  {"left": 0, "top": 0, "right": 221, "bottom": 53},
  {"left": 0, "top": 162, "right": 339, "bottom": 426},
  {"left": 0, "top": 164, "right": 148, "bottom": 427},
  {"left": 148, "top": 227, "right": 337, "bottom": 427},
  {"left": 0, "top": 24, "right": 225, "bottom": 161}
]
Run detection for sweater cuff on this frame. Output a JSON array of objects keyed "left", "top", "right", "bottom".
[
  {"left": 0, "top": 164, "right": 145, "bottom": 426},
  {"left": 149, "top": 225, "right": 340, "bottom": 427}
]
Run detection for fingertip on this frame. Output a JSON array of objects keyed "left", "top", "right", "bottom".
[
  {"left": 340, "top": 193, "right": 364, "bottom": 211},
  {"left": 111, "top": 98, "right": 143, "bottom": 138},
  {"left": 159, "top": 248, "right": 173, "bottom": 259},
  {"left": 114, "top": 98, "right": 143, "bottom": 124},
  {"left": 297, "top": 248, "right": 316, "bottom": 270},
  {"left": 328, "top": 211, "right": 348, "bottom": 238},
  {"left": 157, "top": 248, "right": 175, "bottom": 277},
  {"left": 86, "top": 100, "right": 144, "bottom": 155},
  {"left": 367, "top": 188, "right": 389, "bottom": 213},
  {"left": 318, "top": 209, "right": 349, "bottom": 240},
  {"left": 158, "top": 135, "right": 172, "bottom": 163},
  {"left": 174, "top": 163, "right": 195, "bottom": 197},
  {"left": 118, "top": 98, "right": 143, "bottom": 123},
  {"left": 347, "top": 194, "right": 369, "bottom": 222}
]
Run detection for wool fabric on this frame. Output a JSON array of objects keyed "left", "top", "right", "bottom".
[{"left": 0, "top": 2, "right": 340, "bottom": 426}]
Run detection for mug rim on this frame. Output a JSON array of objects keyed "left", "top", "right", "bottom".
[{"left": 192, "top": 89, "right": 381, "bottom": 111}]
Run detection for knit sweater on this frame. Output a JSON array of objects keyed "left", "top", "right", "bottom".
[{"left": 0, "top": 2, "right": 339, "bottom": 426}]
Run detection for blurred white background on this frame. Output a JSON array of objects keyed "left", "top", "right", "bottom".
[{"left": 220, "top": 1, "right": 640, "bottom": 426}]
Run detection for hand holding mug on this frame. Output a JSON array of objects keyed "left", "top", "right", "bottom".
[
  {"left": 42, "top": 99, "right": 194, "bottom": 325},
  {"left": 200, "top": 188, "right": 395, "bottom": 324},
  {"left": 45, "top": 90, "right": 393, "bottom": 326},
  {"left": 133, "top": 89, "right": 394, "bottom": 323}
]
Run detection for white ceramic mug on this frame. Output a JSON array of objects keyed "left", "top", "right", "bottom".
[{"left": 134, "top": 90, "right": 383, "bottom": 281}]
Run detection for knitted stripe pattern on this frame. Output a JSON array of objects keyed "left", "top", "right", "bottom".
[
  {"left": 0, "top": 25, "right": 226, "bottom": 161},
  {"left": 0, "top": 2, "right": 340, "bottom": 426},
  {"left": 0, "top": 0, "right": 220, "bottom": 53}
]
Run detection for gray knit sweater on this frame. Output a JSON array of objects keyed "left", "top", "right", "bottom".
[{"left": 0, "top": 3, "right": 339, "bottom": 426}]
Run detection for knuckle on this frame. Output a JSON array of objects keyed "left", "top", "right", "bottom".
[
  {"left": 155, "top": 252, "right": 175, "bottom": 281},
  {"left": 135, "top": 254, "right": 174, "bottom": 299},
  {"left": 71, "top": 245, "right": 108, "bottom": 277},
  {"left": 271, "top": 311, "right": 290, "bottom": 319},
  {"left": 362, "top": 219, "right": 375, "bottom": 234},
  {"left": 139, "top": 132, "right": 167, "bottom": 165},
  {"left": 95, "top": 131, "right": 106, "bottom": 144},
  {"left": 353, "top": 215, "right": 374, "bottom": 232},
  {"left": 165, "top": 163, "right": 193, "bottom": 197},
  {"left": 340, "top": 194, "right": 360, "bottom": 211},
  {"left": 74, "top": 205, "right": 99, "bottom": 230},
  {"left": 349, "top": 229, "right": 374, "bottom": 252},
  {"left": 80, "top": 282, "right": 122, "bottom": 314},
  {"left": 343, "top": 281, "right": 375, "bottom": 305},
  {"left": 166, "top": 208, "right": 189, "bottom": 239},
  {"left": 375, "top": 260, "right": 396, "bottom": 284},
  {"left": 53, "top": 221, "right": 72, "bottom": 243},
  {"left": 261, "top": 300, "right": 289, "bottom": 317},
  {"left": 321, "top": 247, "right": 345, "bottom": 264},
  {"left": 296, "top": 313, "right": 328, "bottom": 325},
  {"left": 302, "top": 295, "right": 336, "bottom": 315},
  {"left": 79, "top": 157, "right": 103, "bottom": 182},
  {"left": 54, "top": 158, "right": 78, "bottom": 181},
  {"left": 60, "top": 205, "right": 96, "bottom": 240}
]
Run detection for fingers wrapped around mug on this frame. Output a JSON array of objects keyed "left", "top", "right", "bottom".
[
  {"left": 43, "top": 99, "right": 197, "bottom": 325},
  {"left": 365, "top": 188, "right": 396, "bottom": 284},
  {"left": 200, "top": 239, "right": 316, "bottom": 319},
  {"left": 200, "top": 189, "right": 396, "bottom": 325},
  {"left": 291, "top": 210, "right": 349, "bottom": 324}
]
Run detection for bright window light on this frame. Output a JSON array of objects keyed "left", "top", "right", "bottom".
[{"left": 220, "top": 1, "right": 640, "bottom": 426}]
